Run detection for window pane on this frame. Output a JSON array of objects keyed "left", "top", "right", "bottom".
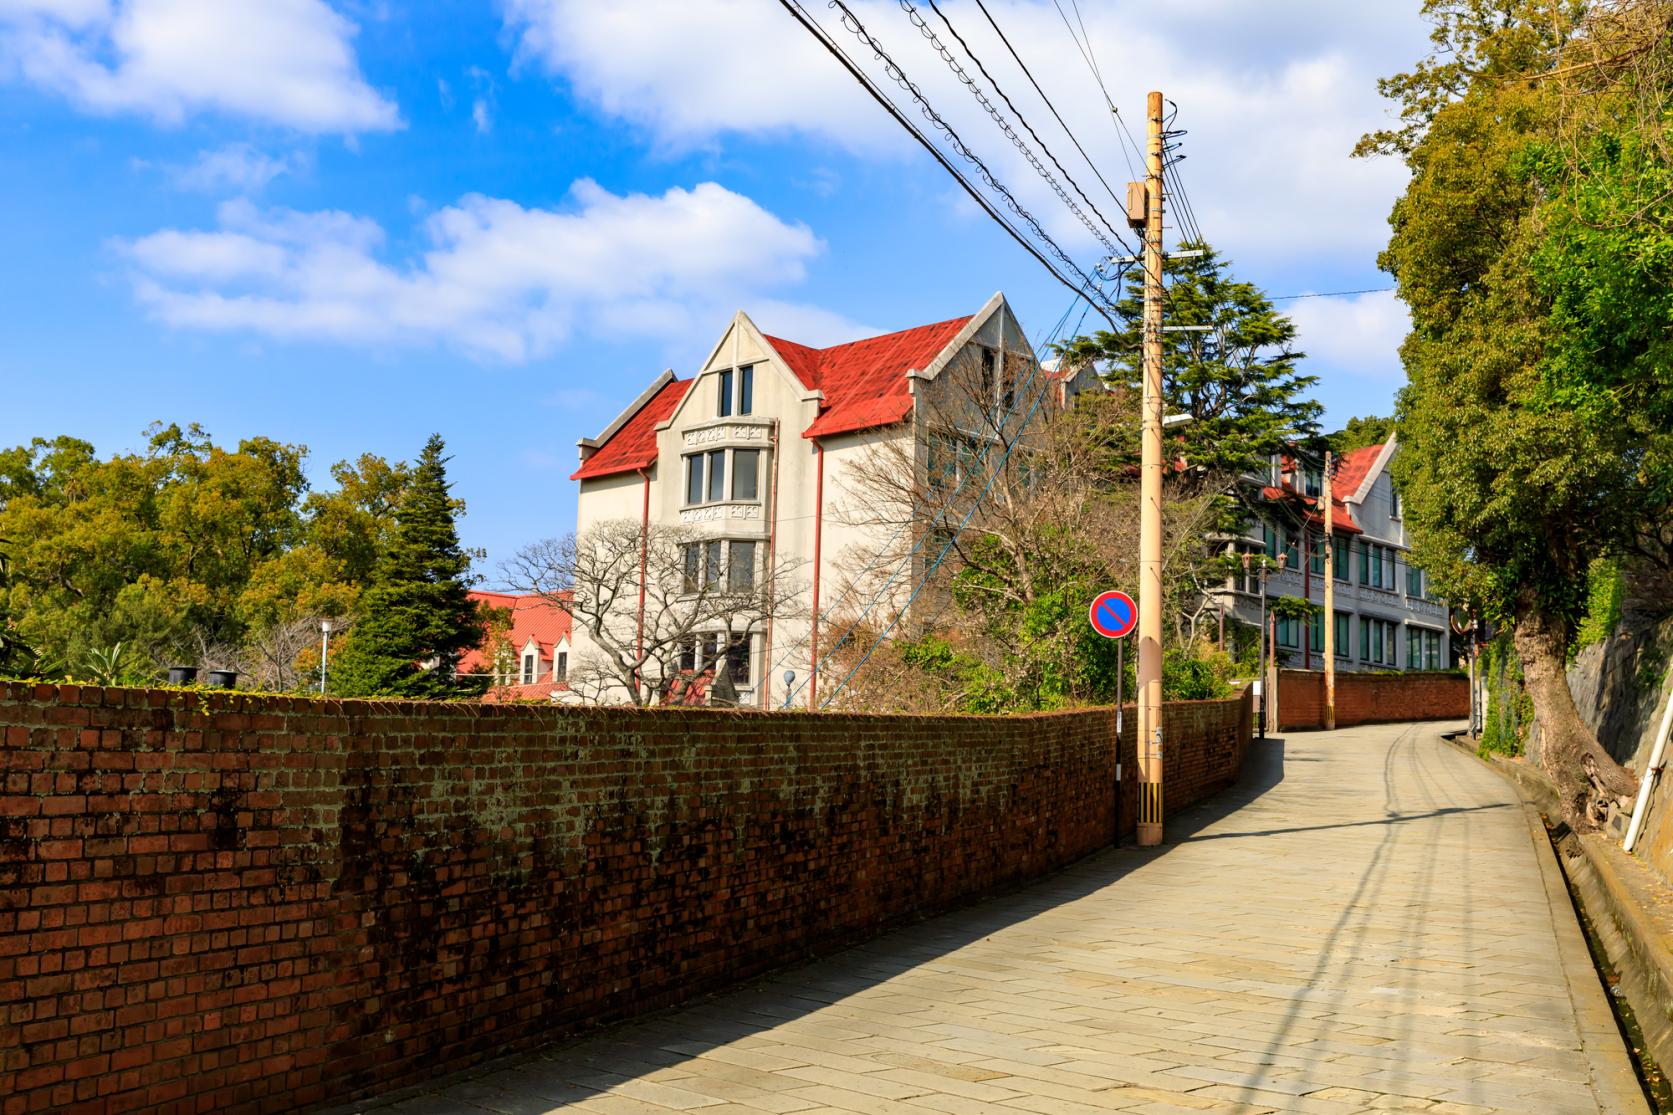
[
  {"left": 1408, "top": 629, "right": 1421, "bottom": 669},
  {"left": 1335, "top": 612, "right": 1350, "bottom": 657},
  {"left": 707, "top": 450, "right": 725, "bottom": 502},
  {"left": 1407, "top": 563, "right": 1422, "bottom": 597},
  {"left": 1359, "top": 544, "right": 1370, "bottom": 585},
  {"left": 701, "top": 633, "right": 719, "bottom": 667},
  {"left": 1360, "top": 617, "right": 1371, "bottom": 661},
  {"left": 980, "top": 347, "right": 996, "bottom": 404},
  {"left": 678, "top": 639, "right": 696, "bottom": 672},
  {"left": 726, "top": 634, "right": 751, "bottom": 684},
  {"left": 704, "top": 540, "right": 722, "bottom": 589},
  {"left": 686, "top": 454, "right": 703, "bottom": 505},
  {"left": 683, "top": 544, "right": 700, "bottom": 593},
  {"left": 556, "top": 652, "right": 568, "bottom": 682},
  {"left": 739, "top": 365, "right": 753, "bottom": 415},
  {"left": 732, "top": 449, "right": 759, "bottom": 500},
  {"left": 728, "top": 541, "right": 755, "bottom": 592},
  {"left": 1333, "top": 538, "right": 1351, "bottom": 580},
  {"left": 1384, "top": 624, "right": 1396, "bottom": 665},
  {"left": 1310, "top": 536, "right": 1324, "bottom": 575},
  {"left": 1264, "top": 522, "right": 1278, "bottom": 558},
  {"left": 718, "top": 368, "right": 733, "bottom": 417}
]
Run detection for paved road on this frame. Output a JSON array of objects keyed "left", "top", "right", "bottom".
[{"left": 364, "top": 723, "right": 1645, "bottom": 1115}]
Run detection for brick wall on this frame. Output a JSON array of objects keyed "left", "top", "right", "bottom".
[
  {"left": 1275, "top": 669, "right": 1467, "bottom": 731},
  {"left": 0, "top": 682, "right": 1251, "bottom": 1114}
]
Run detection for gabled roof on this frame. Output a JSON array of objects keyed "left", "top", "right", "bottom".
[
  {"left": 762, "top": 315, "right": 973, "bottom": 438},
  {"left": 571, "top": 376, "right": 692, "bottom": 480},
  {"left": 458, "top": 589, "right": 572, "bottom": 676},
  {"left": 1334, "top": 443, "right": 1384, "bottom": 503}
]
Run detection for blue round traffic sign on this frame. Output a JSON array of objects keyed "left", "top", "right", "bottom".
[{"left": 1089, "top": 590, "right": 1138, "bottom": 639}]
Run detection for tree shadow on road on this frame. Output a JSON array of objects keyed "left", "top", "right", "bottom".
[{"left": 347, "top": 739, "right": 1293, "bottom": 1114}]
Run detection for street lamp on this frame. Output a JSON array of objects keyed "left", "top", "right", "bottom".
[
  {"left": 781, "top": 669, "right": 796, "bottom": 710},
  {"left": 319, "top": 618, "right": 334, "bottom": 695}
]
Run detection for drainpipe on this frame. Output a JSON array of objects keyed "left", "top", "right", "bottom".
[
  {"left": 761, "top": 420, "right": 781, "bottom": 709},
  {"left": 1624, "top": 673, "right": 1673, "bottom": 854},
  {"left": 809, "top": 438, "right": 825, "bottom": 710},
  {"left": 1301, "top": 522, "right": 1312, "bottom": 670},
  {"left": 636, "top": 467, "right": 650, "bottom": 698}
]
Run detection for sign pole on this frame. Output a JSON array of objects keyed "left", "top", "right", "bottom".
[{"left": 1089, "top": 589, "right": 1138, "bottom": 847}]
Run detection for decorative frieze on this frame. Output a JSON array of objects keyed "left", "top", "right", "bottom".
[
  {"left": 684, "top": 423, "right": 767, "bottom": 447},
  {"left": 680, "top": 503, "right": 762, "bottom": 525}
]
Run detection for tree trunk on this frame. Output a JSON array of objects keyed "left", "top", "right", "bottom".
[{"left": 1513, "top": 592, "right": 1638, "bottom": 830}]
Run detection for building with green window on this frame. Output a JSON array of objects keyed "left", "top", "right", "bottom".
[{"left": 1215, "top": 437, "right": 1454, "bottom": 673}]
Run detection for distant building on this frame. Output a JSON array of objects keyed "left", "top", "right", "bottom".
[
  {"left": 459, "top": 589, "right": 572, "bottom": 702},
  {"left": 1212, "top": 437, "right": 1454, "bottom": 671},
  {"left": 570, "top": 293, "right": 1086, "bottom": 708}
]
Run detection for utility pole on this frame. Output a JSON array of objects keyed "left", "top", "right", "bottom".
[
  {"left": 1323, "top": 452, "right": 1336, "bottom": 730},
  {"left": 1135, "top": 89, "right": 1166, "bottom": 848}
]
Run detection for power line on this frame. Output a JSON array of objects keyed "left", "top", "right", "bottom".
[
  {"left": 1270, "top": 287, "right": 1396, "bottom": 301},
  {"left": 916, "top": 0, "right": 1133, "bottom": 255},
  {"left": 816, "top": 0, "right": 1117, "bottom": 308},
  {"left": 968, "top": 0, "right": 1136, "bottom": 195},
  {"left": 777, "top": 0, "right": 1115, "bottom": 317}
]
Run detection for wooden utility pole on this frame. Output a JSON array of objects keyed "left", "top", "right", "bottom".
[
  {"left": 1323, "top": 452, "right": 1336, "bottom": 730},
  {"left": 1135, "top": 90, "right": 1165, "bottom": 848}
]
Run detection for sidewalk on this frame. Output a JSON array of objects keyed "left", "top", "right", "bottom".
[{"left": 360, "top": 723, "right": 1645, "bottom": 1115}]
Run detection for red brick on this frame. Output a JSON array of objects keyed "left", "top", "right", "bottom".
[{"left": 0, "top": 681, "right": 1252, "bottom": 1114}]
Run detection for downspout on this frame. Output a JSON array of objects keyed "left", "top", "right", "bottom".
[
  {"left": 1624, "top": 673, "right": 1673, "bottom": 853},
  {"left": 1301, "top": 522, "right": 1312, "bottom": 670},
  {"left": 809, "top": 438, "right": 825, "bottom": 710},
  {"left": 636, "top": 467, "right": 650, "bottom": 697},
  {"left": 761, "top": 420, "right": 782, "bottom": 709}
]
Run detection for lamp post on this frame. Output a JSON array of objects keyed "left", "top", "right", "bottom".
[{"left": 319, "top": 618, "right": 333, "bottom": 695}]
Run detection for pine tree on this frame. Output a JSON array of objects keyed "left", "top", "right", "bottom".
[{"left": 330, "top": 435, "right": 485, "bottom": 698}]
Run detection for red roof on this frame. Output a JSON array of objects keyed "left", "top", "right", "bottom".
[
  {"left": 764, "top": 315, "right": 972, "bottom": 438},
  {"left": 570, "top": 377, "right": 692, "bottom": 481},
  {"left": 1333, "top": 443, "right": 1383, "bottom": 499},
  {"left": 1262, "top": 443, "right": 1389, "bottom": 536},
  {"left": 458, "top": 589, "right": 572, "bottom": 676}
]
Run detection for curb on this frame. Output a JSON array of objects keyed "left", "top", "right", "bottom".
[{"left": 1434, "top": 729, "right": 1651, "bottom": 1114}]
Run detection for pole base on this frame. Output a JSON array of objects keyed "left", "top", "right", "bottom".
[{"left": 1136, "top": 822, "right": 1163, "bottom": 847}]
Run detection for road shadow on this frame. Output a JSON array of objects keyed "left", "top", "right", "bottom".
[{"left": 343, "top": 737, "right": 1291, "bottom": 1113}]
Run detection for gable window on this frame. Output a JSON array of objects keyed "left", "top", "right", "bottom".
[
  {"left": 521, "top": 652, "right": 536, "bottom": 685},
  {"left": 1390, "top": 485, "right": 1402, "bottom": 519},
  {"left": 979, "top": 347, "right": 996, "bottom": 405},
  {"left": 554, "top": 651, "right": 568, "bottom": 683},
  {"left": 716, "top": 364, "right": 754, "bottom": 418},
  {"left": 1303, "top": 467, "right": 1322, "bottom": 497}
]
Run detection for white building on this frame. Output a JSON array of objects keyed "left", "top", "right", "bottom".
[
  {"left": 570, "top": 293, "right": 1069, "bottom": 708},
  {"left": 1214, "top": 437, "right": 1454, "bottom": 672}
]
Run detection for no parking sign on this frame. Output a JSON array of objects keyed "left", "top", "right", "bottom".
[{"left": 1088, "top": 590, "right": 1138, "bottom": 639}]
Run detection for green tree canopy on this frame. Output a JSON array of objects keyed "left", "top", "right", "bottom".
[
  {"left": 330, "top": 434, "right": 486, "bottom": 699},
  {"left": 1362, "top": 0, "right": 1673, "bottom": 823},
  {"left": 1059, "top": 240, "right": 1323, "bottom": 489}
]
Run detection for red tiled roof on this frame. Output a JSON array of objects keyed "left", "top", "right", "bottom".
[
  {"left": 763, "top": 315, "right": 972, "bottom": 438},
  {"left": 1333, "top": 443, "right": 1383, "bottom": 499},
  {"left": 570, "top": 378, "right": 692, "bottom": 481},
  {"left": 458, "top": 589, "right": 572, "bottom": 675}
]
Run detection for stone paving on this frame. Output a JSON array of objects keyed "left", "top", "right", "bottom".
[{"left": 361, "top": 723, "right": 1646, "bottom": 1115}]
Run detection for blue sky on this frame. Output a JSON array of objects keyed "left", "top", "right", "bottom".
[{"left": 0, "top": 1, "right": 1431, "bottom": 578}]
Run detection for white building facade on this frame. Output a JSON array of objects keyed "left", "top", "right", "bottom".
[
  {"left": 571, "top": 293, "right": 1061, "bottom": 708},
  {"left": 1214, "top": 437, "right": 1454, "bottom": 672}
]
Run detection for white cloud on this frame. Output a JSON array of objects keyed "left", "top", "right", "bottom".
[
  {"left": 500, "top": 0, "right": 904, "bottom": 155},
  {"left": 0, "top": 0, "right": 399, "bottom": 133},
  {"left": 471, "top": 97, "right": 492, "bottom": 134},
  {"left": 116, "top": 180, "right": 868, "bottom": 363},
  {"left": 174, "top": 143, "right": 299, "bottom": 193},
  {"left": 1286, "top": 290, "right": 1409, "bottom": 381},
  {"left": 499, "top": 0, "right": 1426, "bottom": 265}
]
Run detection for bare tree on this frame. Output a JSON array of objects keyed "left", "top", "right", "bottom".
[{"left": 505, "top": 520, "right": 806, "bottom": 706}]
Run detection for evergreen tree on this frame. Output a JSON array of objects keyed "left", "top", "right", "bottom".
[{"left": 330, "top": 435, "right": 486, "bottom": 698}]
